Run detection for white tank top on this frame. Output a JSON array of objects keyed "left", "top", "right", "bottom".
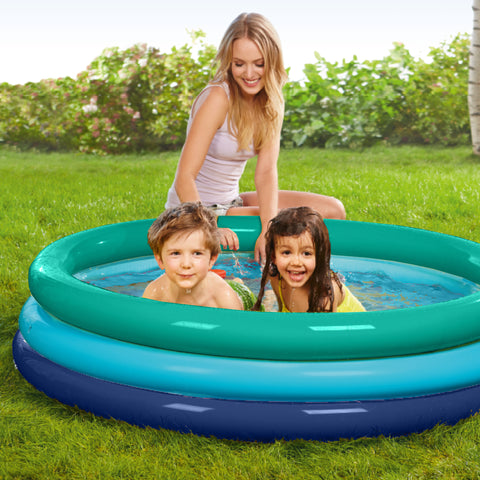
[{"left": 165, "top": 83, "right": 255, "bottom": 208}]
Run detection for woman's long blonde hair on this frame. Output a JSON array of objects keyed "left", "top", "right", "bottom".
[{"left": 212, "top": 13, "right": 288, "bottom": 152}]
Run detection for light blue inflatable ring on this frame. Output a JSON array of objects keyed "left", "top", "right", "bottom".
[
  {"left": 26, "top": 217, "right": 480, "bottom": 361},
  {"left": 18, "top": 296, "right": 480, "bottom": 402},
  {"left": 14, "top": 329, "right": 480, "bottom": 442}
]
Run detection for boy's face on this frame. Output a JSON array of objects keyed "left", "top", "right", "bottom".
[{"left": 155, "top": 230, "right": 217, "bottom": 291}]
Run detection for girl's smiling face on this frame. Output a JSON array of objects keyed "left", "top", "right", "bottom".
[
  {"left": 231, "top": 37, "right": 265, "bottom": 98},
  {"left": 273, "top": 231, "right": 316, "bottom": 288}
]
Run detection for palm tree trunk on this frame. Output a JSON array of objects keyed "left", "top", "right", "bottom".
[{"left": 469, "top": 0, "right": 480, "bottom": 155}]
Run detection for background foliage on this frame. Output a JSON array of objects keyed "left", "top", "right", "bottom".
[
  {"left": 0, "top": 33, "right": 470, "bottom": 153},
  {"left": 0, "top": 32, "right": 215, "bottom": 154},
  {"left": 282, "top": 34, "right": 470, "bottom": 149}
]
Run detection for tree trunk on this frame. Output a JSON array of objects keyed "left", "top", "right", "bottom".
[{"left": 469, "top": 0, "right": 480, "bottom": 155}]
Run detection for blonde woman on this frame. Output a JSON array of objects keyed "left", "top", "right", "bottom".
[{"left": 165, "top": 12, "right": 345, "bottom": 264}]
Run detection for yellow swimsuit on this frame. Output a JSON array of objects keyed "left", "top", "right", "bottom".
[
  {"left": 336, "top": 285, "right": 366, "bottom": 312},
  {"left": 277, "top": 278, "right": 366, "bottom": 313},
  {"left": 277, "top": 279, "right": 291, "bottom": 313}
]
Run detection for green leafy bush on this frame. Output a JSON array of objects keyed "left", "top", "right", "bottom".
[
  {"left": 0, "top": 33, "right": 471, "bottom": 153},
  {"left": 398, "top": 34, "right": 470, "bottom": 146},
  {"left": 282, "top": 34, "right": 470, "bottom": 149},
  {"left": 282, "top": 46, "right": 409, "bottom": 148},
  {"left": 0, "top": 77, "right": 80, "bottom": 151},
  {"left": 0, "top": 31, "right": 215, "bottom": 154}
]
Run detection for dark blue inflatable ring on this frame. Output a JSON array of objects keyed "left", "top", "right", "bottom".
[{"left": 13, "top": 330, "right": 480, "bottom": 442}]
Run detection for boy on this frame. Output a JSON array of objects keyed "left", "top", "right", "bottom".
[{"left": 143, "top": 202, "right": 244, "bottom": 310}]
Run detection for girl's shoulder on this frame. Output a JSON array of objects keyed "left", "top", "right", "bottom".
[
  {"left": 332, "top": 276, "right": 345, "bottom": 311},
  {"left": 268, "top": 274, "right": 280, "bottom": 291}
]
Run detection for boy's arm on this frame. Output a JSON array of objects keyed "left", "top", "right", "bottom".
[{"left": 215, "top": 281, "right": 244, "bottom": 310}]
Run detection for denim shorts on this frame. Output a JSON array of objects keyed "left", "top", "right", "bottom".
[{"left": 207, "top": 196, "right": 243, "bottom": 217}]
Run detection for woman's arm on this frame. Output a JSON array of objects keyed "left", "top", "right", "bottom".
[
  {"left": 253, "top": 134, "right": 280, "bottom": 264},
  {"left": 174, "top": 86, "right": 239, "bottom": 251},
  {"left": 173, "top": 86, "right": 229, "bottom": 202}
]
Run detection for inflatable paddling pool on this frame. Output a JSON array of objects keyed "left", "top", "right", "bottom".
[{"left": 12, "top": 217, "right": 480, "bottom": 441}]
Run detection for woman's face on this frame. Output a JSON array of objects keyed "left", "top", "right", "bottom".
[{"left": 231, "top": 37, "right": 265, "bottom": 99}]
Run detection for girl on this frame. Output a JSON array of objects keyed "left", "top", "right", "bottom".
[
  {"left": 165, "top": 12, "right": 345, "bottom": 265},
  {"left": 253, "top": 207, "right": 365, "bottom": 313}
]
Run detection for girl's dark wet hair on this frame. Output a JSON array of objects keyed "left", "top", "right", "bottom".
[{"left": 252, "top": 206, "right": 340, "bottom": 312}]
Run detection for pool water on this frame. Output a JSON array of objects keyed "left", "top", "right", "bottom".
[{"left": 74, "top": 253, "right": 480, "bottom": 311}]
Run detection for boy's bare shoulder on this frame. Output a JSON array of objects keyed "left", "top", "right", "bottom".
[
  {"left": 142, "top": 275, "right": 169, "bottom": 301},
  {"left": 208, "top": 271, "right": 235, "bottom": 294},
  {"left": 208, "top": 272, "right": 244, "bottom": 310}
]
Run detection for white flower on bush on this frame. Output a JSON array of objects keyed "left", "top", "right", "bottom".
[
  {"left": 320, "top": 97, "right": 331, "bottom": 107},
  {"left": 82, "top": 96, "right": 98, "bottom": 113},
  {"left": 123, "top": 106, "right": 141, "bottom": 120},
  {"left": 82, "top": 104, "right": 98, "bottom": 113}
]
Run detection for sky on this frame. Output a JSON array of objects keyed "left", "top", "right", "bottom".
[{"left": 1, "top": 0, "right": 473, "bottom": 85}]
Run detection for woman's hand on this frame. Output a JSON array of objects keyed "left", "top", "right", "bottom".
[
  {"left": 218, "top": 228, "right": 239, "bottom": 252},
  {"left": 253, "top": 134, "right": 280, "bottom": 266},
  {"left": 254, "top": 231, "right": 267, "bottom": 266}
]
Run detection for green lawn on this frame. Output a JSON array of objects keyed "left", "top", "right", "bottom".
[{"left": 1, "top": 146, "right": 480, "bottom": 479}]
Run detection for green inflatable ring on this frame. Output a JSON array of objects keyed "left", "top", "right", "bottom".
[{"left": 28, "top": 216, "right": 480, "bottom": 361}]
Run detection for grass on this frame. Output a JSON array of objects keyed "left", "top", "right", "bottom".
[{"left": 1, "top": 145, "right": 480, "bottom": 479}]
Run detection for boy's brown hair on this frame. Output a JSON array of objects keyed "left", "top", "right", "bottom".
[{"left": 147, "top": 202, "right": 220, "bottom": 258}]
